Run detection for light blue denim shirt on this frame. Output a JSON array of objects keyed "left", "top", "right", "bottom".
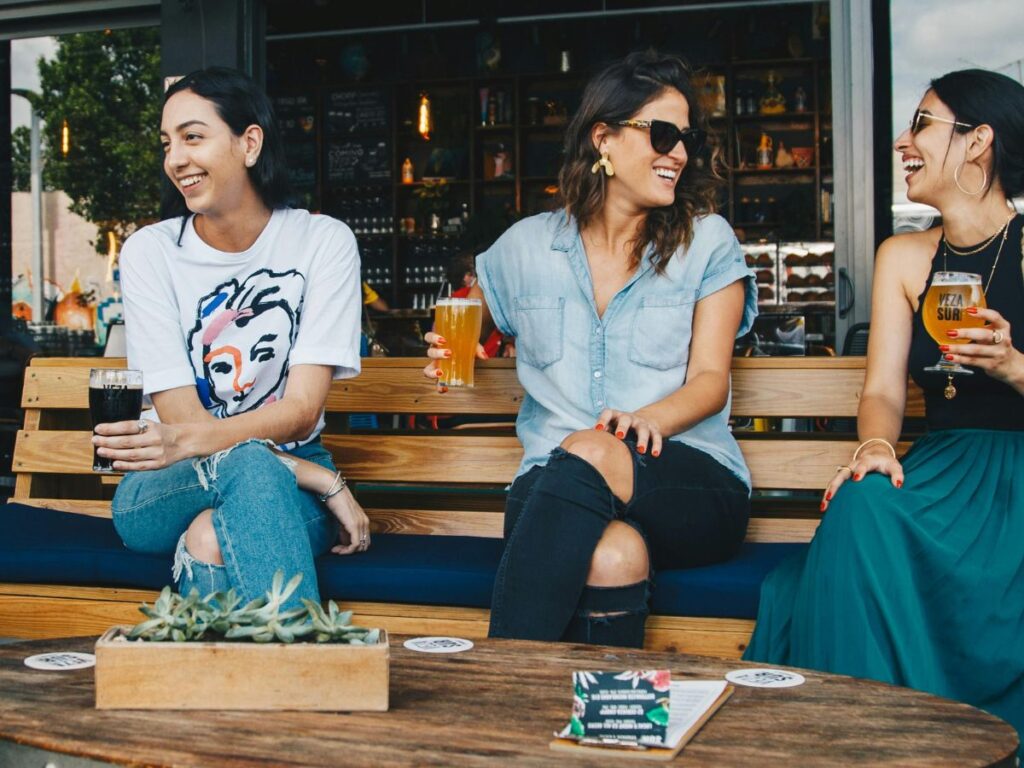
[{"left": 476, "top": 210, "right": 758, "bottom": 489}]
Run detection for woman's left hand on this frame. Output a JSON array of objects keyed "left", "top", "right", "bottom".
[
  {"left": 594, "top": 409, "right": 663, "bottom": 457},
  {"left": 943, "top": 307, "right": 1024, "bottom": 385},
  {"left": 93, "top": 419, "right": 185, "bottom": 472},
  {"left": 327, "top": 489, "right": 371, "bottom": 556}
]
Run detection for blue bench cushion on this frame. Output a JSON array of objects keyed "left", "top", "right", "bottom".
[{"left": 0, "top": 502, "right": 806, "bottom": 620}]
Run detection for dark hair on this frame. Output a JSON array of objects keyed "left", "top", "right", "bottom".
[
  {"left": 556, "top": 50, "right": 722, "bottom": 273},
  {"left": 930, "top": 68, "right": 1024, "bottom": 198},
  {"left": 161, "top": 67, "right": 291, "bottom": 225}
]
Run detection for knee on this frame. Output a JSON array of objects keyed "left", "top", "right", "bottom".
[
  {"left": 587, "top": 522, "right": 649, "bottom": 587},
  {"left": 184, "top": 509, "right": 223, "bottom": 565},
  {"left": 560, "top": 430, "right": 633, "bottom": 499}
]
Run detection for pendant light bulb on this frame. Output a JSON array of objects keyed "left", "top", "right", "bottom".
[{"left": 418, "top": 93, "right": 432, "bottom": 141}]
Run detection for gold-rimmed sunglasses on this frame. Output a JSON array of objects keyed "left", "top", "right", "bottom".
[{"left": 910, "top": 109, "right": 975, "bottom": 135}]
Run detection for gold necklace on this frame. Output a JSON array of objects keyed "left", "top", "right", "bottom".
[
  {"left": 942, "top": 216, "right": 1009, "bottom": 256},
  {"left": 942, "top": 214, "right": 1014, "bottom": 294}
]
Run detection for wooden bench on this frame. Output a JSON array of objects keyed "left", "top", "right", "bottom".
[{"left": 0, "top": 356, "right": 923, "bottom": 658}]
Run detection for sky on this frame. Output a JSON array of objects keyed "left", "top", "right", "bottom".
[
  {"left": 891, "top": 0, "right": 1024, "bottom": 202},
  {"left": 10, "top": 37, "right": 57, "bottom": 131}
]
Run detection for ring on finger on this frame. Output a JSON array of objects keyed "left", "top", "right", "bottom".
[
  {"left": 834, "top": 465, "right": 852, "bottom": 475},
  {"left": 137, "top": 419, "right": 149, "bottom": 434},
  {"left": 993, "top": 330, "right": 1004, "bottom": 345}
]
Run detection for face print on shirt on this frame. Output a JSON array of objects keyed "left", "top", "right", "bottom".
[{"left": 188, "top": 268, "right": 306, "bottom": 417}]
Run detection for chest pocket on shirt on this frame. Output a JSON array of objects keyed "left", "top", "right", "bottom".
[
  {"left": 629, "top": 292, "right": 697, "bottom": 370},
  {"left": 514, "top": 295, "right": 565, "bottom": 369}
]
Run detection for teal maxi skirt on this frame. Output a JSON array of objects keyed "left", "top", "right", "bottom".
[{"left": 745, "top": 429, "right": 1024, "bottom": 743}]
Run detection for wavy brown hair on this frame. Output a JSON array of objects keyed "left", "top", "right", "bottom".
[{"left": 556, "top": 50, "right": 723, "bottom": 273}]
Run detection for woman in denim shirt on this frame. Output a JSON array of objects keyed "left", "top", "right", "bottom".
[{"left": 427, "top": 51, "right": 757, "bottom": 648}]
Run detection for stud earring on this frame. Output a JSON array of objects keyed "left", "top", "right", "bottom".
[
  {"left": 590, "top": 151, "right": 615, "bottom": 177},
  {"left": 245, "top": 156, "right": 256, "bottom": 168}
]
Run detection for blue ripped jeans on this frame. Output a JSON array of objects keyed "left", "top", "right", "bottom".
[{"left": 111, "top": 439, "right": 339, "bottom": 609}]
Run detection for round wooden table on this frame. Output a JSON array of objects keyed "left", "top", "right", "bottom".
[{"left": 0, "top": 636, "right": 1017, "bottom": 767}]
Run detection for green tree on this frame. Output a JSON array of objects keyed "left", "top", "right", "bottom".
[
  {"left": 11, "top": 125, "right": 58, "bottom": 192},
  {"left": 32, "top": 28, "right": 162, "bottom": 253}
]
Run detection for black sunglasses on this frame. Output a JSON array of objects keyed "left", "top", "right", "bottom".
[{"left": 617, "top": 119, "right": 707, "bottom": 155}]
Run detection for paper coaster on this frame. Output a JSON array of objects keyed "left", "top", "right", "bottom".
[
  {"left": 725, "top": 668, "right": 805, "bottom": 688},
  {"left": 24, "top": 652, "right": 96, "bottom": 671},
  {"left": 403, "top": 636, "right": 475, "bottom": 654}
]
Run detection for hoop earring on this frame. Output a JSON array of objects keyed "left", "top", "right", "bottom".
[
  {"left": 590, "top": 151, "right": 615, "bottom": 177},
  {"left": 954, "top": 160, "right": 986, "bottom": 196}
]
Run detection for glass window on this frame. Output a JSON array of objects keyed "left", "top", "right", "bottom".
[
  {"left": 11, "top": 28, "right": 161, "bottom": 355},
  {"left": 891, "top": 0, "right": 1024, "bottom": 232}
]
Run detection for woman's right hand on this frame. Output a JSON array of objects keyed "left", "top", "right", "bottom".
[
  {"left": 820, "top": 446, "right": 904, "bottom": 512},
  {"left": 326, "top": 489, "right": 371, "bottom": 556},
  {"left": 422, "top": 331, "right": 488, "bottom": 382}
]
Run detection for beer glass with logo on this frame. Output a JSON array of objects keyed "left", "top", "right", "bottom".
[
  {"left": 89, "top": 368, "right": 144, "bottom": 471},
  {"left": 922, "top": 271, "right": 987, "bottom": 377},
  {"left": 434, "top": 298, "right": 483, "bottom": 387}
]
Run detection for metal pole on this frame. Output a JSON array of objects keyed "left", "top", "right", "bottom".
[{"left": 29, "top": 108, "right": 42, "bottom": 321}]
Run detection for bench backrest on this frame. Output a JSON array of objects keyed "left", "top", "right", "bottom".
[{"left": 12, "top": 357, "right": 924, "bottom": 544}]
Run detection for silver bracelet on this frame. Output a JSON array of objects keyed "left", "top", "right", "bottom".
[{"left": 317, "top": 471, "right": 347, "bottom": 503}]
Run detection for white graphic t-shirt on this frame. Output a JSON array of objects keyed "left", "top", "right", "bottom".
[{"left": 119, "top": 208, "right": 361, "bottom": 447}]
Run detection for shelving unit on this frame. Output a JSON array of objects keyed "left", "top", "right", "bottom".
[{"left": 272, "top": 63, "right": 833, "bottom": 325}]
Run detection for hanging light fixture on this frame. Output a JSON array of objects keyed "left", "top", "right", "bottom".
[
  {"left": 61, "top": 119, "right": 70, "bottom": 157},
  {"left": 417, "top": 92, "right": 432, "bottom": 141}
]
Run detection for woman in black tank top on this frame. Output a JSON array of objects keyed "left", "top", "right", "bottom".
[{"left": 746, "top": 69, "right": 1024, "bottom": 748}]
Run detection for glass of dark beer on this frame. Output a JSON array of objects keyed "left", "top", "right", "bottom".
[{"left": 89, "top": 368, "right": 144, "bottom": 472}]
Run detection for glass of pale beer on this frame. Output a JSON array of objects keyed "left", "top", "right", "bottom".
[
  {"left": 434, "top": 298, "right": 483, "bottom": 387},
  {"left": 922, "top": 271, "right": 987, "bottom": 375}
]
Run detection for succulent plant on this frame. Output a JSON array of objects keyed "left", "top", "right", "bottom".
[{"left": 127, "top": 570, "right": 381, "bottom": 645}]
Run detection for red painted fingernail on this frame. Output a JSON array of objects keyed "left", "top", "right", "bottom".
[
  {"left": 651, "top": 450, "right": 660, "bottom": 458},
  {"left": 637, "top": 445, "right": 646, "bottom": 454},
  {"left": 945, "top": 354, "right": 954, "bottom": 361},
  {"left": 945, "top": 330, "right": 958, "bottom": 337},
  {"left": 966, "top": 307, "right": 978, "bottom": 315},
  {"left": 594, "top": 424, "right": 605, "bottom": 431},
  {"left": 939, "top": 345, "right": 950, "bottom": 352},
  {"left": 820, "top": 501, "right": 827, "bottom": 512},
  {"left": 615, "top": 431, "right": 625, "bottom": 439},
  {"left": 435, "top": 369, "right": 444, "bottom": 377},
  {"left": 436, "top": 336, "right": 447, "bottom": 344},
  {"left": 825, "top": 491, "right": 832, "bottom": 501},
  {"left": 443, "top": 349, "right": 452, "bottom": 358},
  {"left": 896, "top": 480, "right": 903, "bottom": 488},
  {"left": 853, "top": 474, "right": 862, "bottom": 481}
]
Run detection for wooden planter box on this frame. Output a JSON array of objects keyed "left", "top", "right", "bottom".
[{"left": 94, "top": 627, "right": 389, "bottom": 711}]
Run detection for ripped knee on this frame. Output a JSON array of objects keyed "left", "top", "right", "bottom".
[
  {"left": 183, "top": 509, "right": 223, "bottom": 566},
  {"left": 587, "top": 522, "right": 650, "bottom": 587},
  {"left": 559, "top": 430, "right": 634, "bottom": 502}
]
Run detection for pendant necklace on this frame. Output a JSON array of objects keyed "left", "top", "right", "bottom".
[{"left": 938, "top": 212, "right": 1015, "bottom": 399}]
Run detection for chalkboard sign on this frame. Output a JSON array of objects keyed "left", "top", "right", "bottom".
[
  {"left": 273, "top": 93, "right": 317, "bottom": 193},
  {"left": 326, "top": 88, "right": 390, "bottom": 135},
  {"left": 327, "top": 138, "right": 391, "bottom": 184}
]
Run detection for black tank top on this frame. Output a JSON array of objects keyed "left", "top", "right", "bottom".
[{"left": 908, "top": 213, "right": 1024, "bottom": 432}]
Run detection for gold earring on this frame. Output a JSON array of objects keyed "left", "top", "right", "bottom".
[
  {"left": 953, "top": 160, "right": 986, "bottom": 196},
  {"left": 590, "top": 151, "right": 615, "bottom": 177}
]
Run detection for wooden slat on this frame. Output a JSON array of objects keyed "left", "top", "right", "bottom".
[
  {"left": 9, "top": 497, "right": 114, "bottom": 518},
  {"left": 12, "top": 429, "right": 910, "bottom": 491},
  {"left": 21, "top": 356, "right": 925, "bottom": 418},
  {"left": 324, "top": 434, "right": 523, "bottom": 484},
  {"left": 745, "top": 517, "right": 819, "bottom": 543},
  {"left": 366, "top": 508, "right": 503, "bottom": 537},
  {"left": 0, "top": 587, "right": 754, "bottom": 657}
]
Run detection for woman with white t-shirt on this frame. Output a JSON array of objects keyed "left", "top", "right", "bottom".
[{"left": 95, "top": 68, "right": 370, "bottom": 609}]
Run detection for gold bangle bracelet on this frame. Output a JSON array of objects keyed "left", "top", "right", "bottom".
[{"left": 852, "top": 438, "right": 896, "bottom": 463}]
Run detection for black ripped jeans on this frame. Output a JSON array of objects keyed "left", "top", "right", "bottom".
[{"left": 488, "top": 438, "right": 750, "bottom": 648}]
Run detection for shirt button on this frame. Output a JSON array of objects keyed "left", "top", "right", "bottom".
[
  {"left": 593, "top": 371, "right": 602, "bottom": 379},
  {"left": 594, "top": 326, "right": 603, "bottom": 335}
]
